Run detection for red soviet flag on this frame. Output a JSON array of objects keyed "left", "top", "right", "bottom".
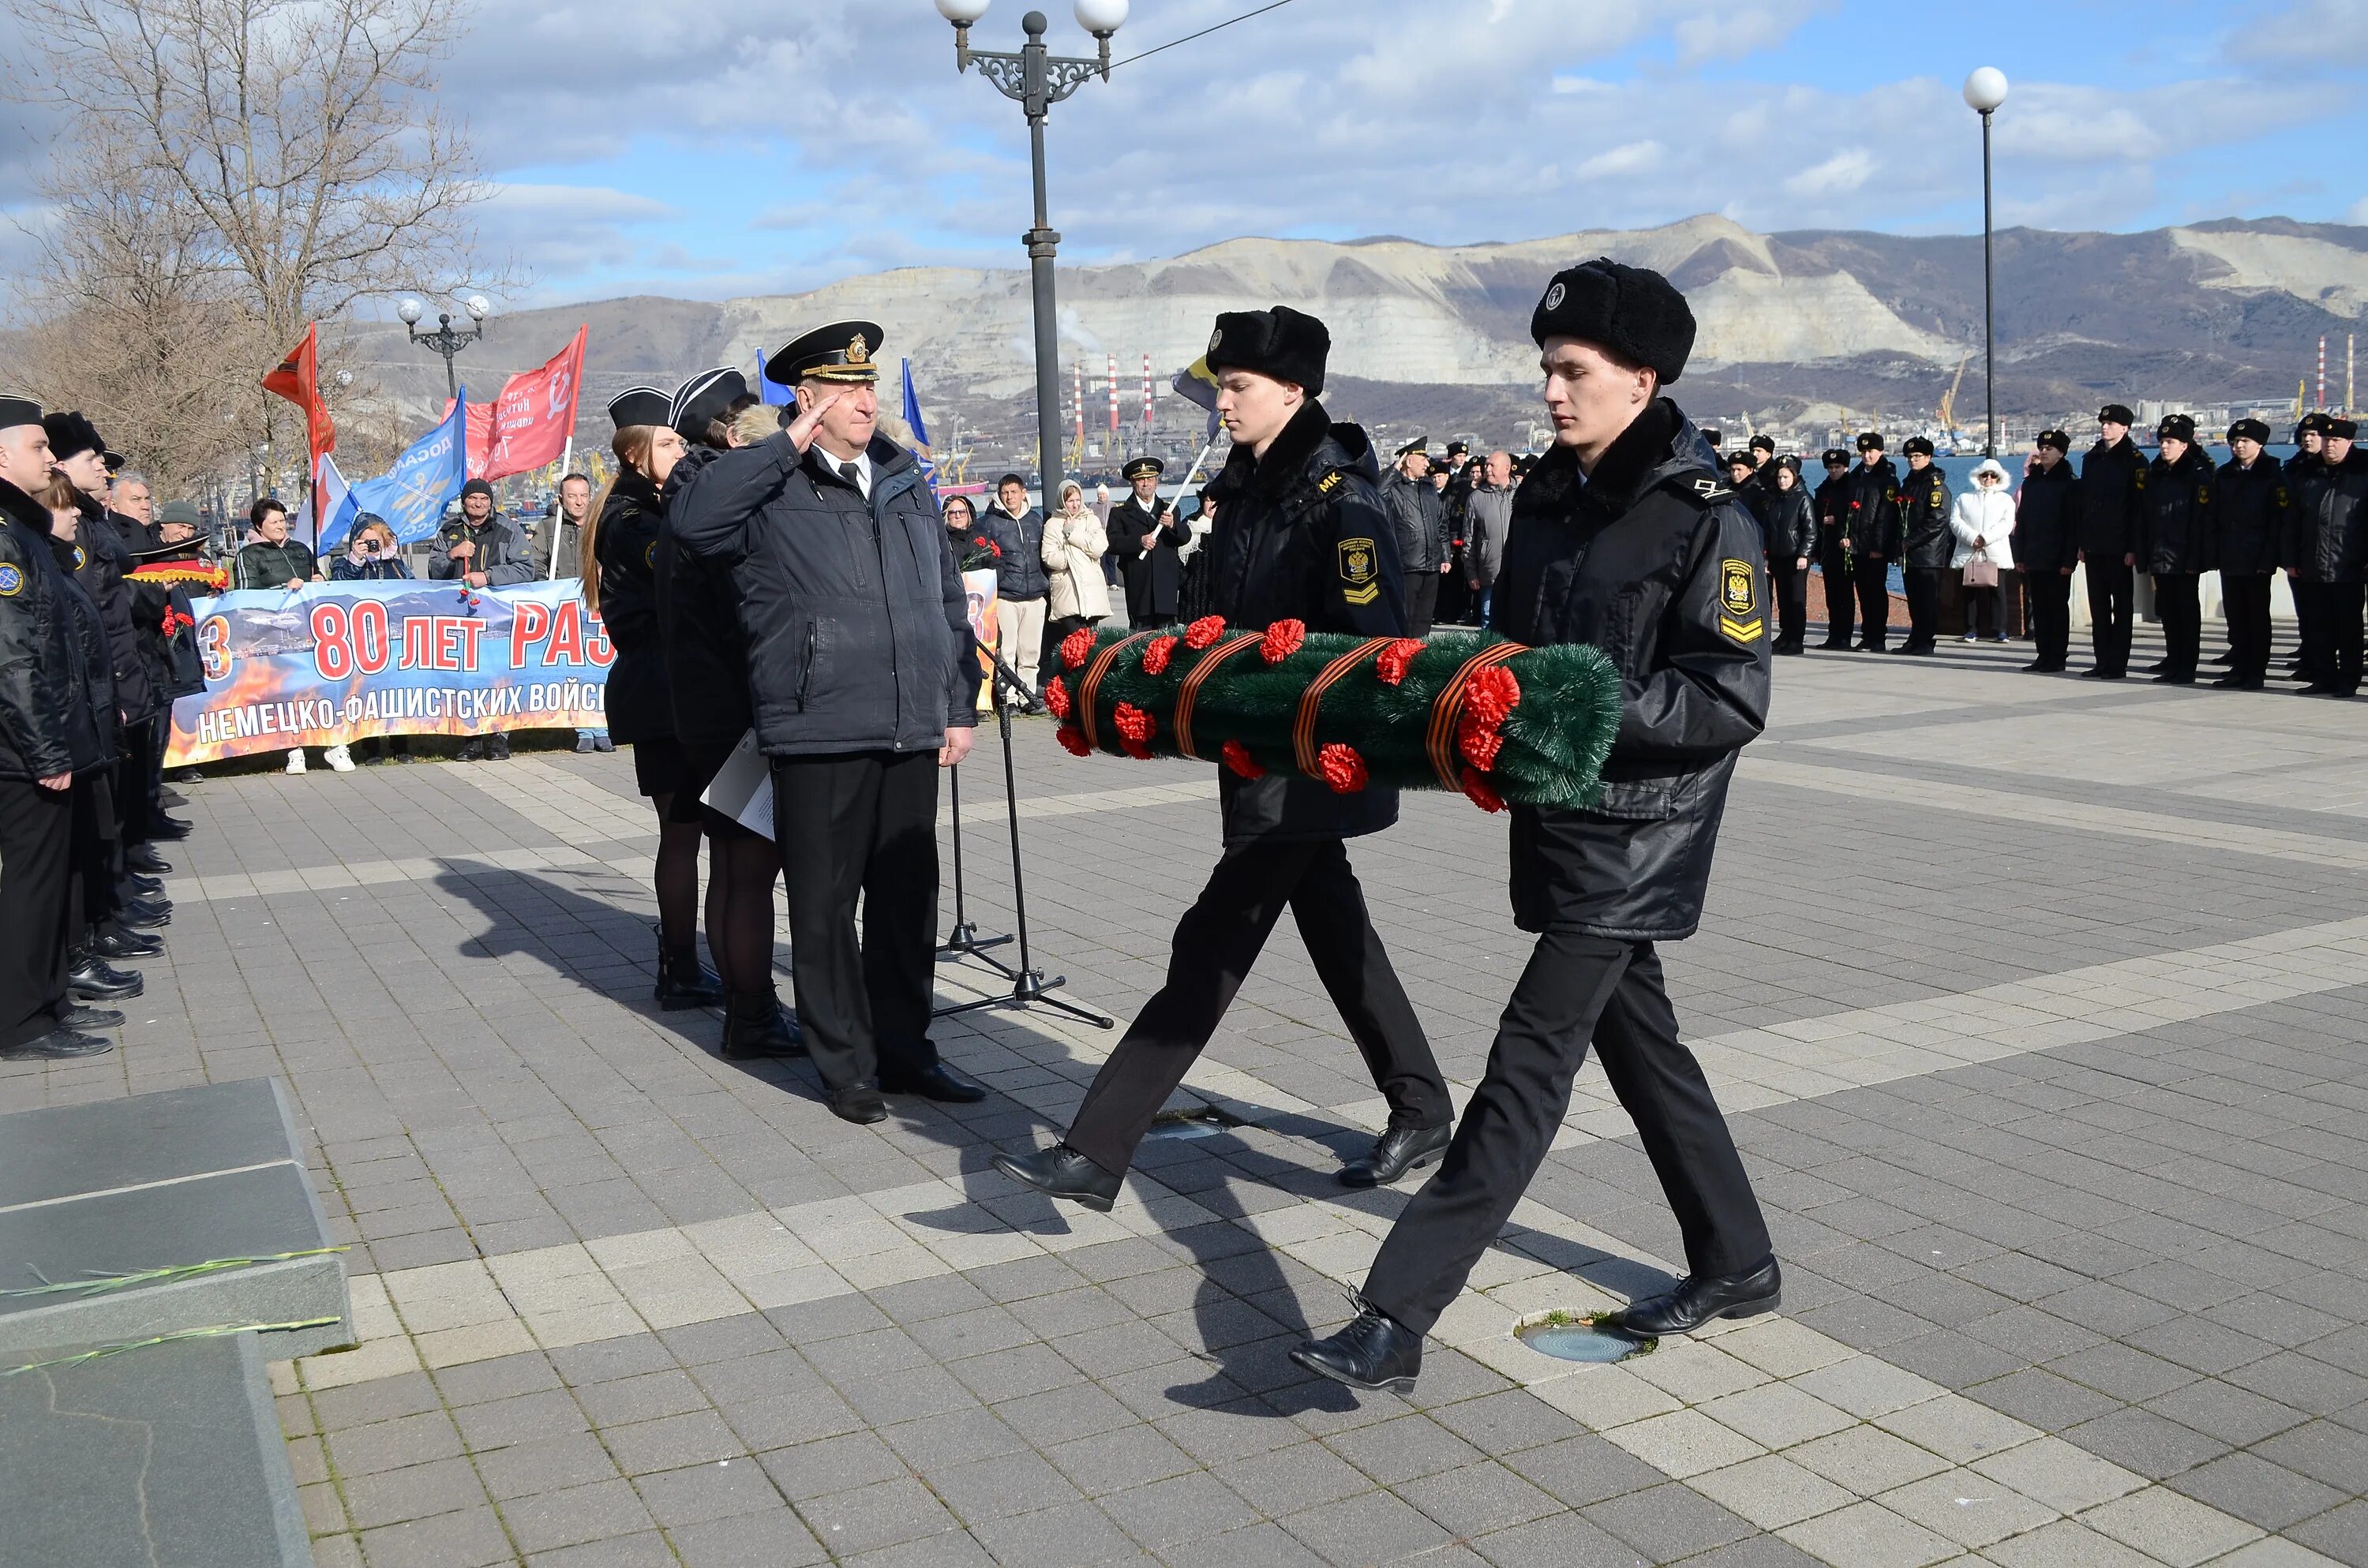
[
  {"left": 261, "top": 323, "right": 335, "bottom": 462},
  {"left": 445, "top": 326, "right": 587, "bottom": 480}
]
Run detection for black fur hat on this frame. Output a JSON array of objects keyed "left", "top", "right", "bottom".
[
  {"left": 2156, "top": 413, "right": 2197, "bottom": 443},
  {"left": 1203, "top": 307, "right": 1329, "bottom": 396},
  {"left": 42, "top": 410, "right": 103, "bottom": 461},
  {"left": 1902, "top": 436, "right": 1935, "bottom": 458},
  {"left": 2227, "top": 417, "right": 2270, "bottom": 444},
  {"left": 2036, "top": 429, "right": 2072, "bottom": 452},
  {"left": 1528, "top": 258, "right": 1696, "bottom": 384}
]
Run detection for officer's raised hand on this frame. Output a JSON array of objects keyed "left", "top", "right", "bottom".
[{"left": 783, "top": 391, "right": 843, "bottom": 453}]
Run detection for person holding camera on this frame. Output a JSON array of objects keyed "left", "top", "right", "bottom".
[{"left": 324, "top": 515, "right": 412, "bottom": 770}]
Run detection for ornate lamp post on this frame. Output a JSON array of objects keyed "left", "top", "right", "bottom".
[
  {"left": 398, "top": 294, "right": 493, "bottom": 400},
  {"left": 1963, "top": 67, "right": 2009, "bottom": 458},
  {"left": 936, "top": 0, "right": 1128, "bottom": 517}
]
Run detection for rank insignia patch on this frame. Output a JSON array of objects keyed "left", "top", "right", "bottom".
[
  {"left": 645, "top": 541, "right": 658, "bottom": 568},
  {"left": 72, "top": 545, "right": 86, "bottom": 571},
  {"left": 1718, "top": 559, "right": 1762, "bottom": 644},
  {"left": 1338, "top": 537, "right": 1380, "bottom": 605},
  {"left": 0, "top": 563, "right": 20, "bottom": 597}
]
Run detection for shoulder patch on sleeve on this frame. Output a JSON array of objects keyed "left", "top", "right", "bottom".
[
  {"left": 0, "top": 562, "right": 22, "bottom": 597},
  {"left": 1337, "top": 537, "right": 1380, "bottom": 604},
  {"left": 2134, "top": 469, "right": 2147, "bottom": 490},
  {"left": 1721, "top": 559, "right": 1757, "bottom": 619},
  {"left": 2274, "top": 487, "right": 2288, "bottom": 506},
  {"left": 1317, "top": 470, "right": 1346, "bottom": 496}
]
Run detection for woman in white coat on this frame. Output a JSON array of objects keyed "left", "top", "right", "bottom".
[
  {"left": 1041, "top": 480, "right": 1111, "bottom": 670},
  {"left": 1951, "top": 458, "right": 2018, "bottom": 643}
]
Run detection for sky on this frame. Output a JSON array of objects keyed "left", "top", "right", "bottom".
[{"left": 3, "top": 0, "right": 2365, "bottom": 312}]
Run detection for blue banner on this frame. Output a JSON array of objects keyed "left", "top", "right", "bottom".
[{"left": 329, "top": 391, "right": 471, "bottom": 550}]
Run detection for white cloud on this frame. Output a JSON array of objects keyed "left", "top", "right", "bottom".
[
  {"left": 1784, "top": 148, "right": 1876, "bottom": 198},
  {"left": 1576, "top": 140, "right": 1665, "bottom": 180}
]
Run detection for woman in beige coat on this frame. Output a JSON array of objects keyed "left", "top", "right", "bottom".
[{"left": 1041, "top": 481, "right": 1111, "bottom": 669}]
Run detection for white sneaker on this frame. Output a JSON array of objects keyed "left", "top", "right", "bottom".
[
  {"left": 286, "top": 750, "right": 307, "bottom": 774},
  {"left": 1959, "top": 633, "right": 1978, "bottom": 643},
  {"left": 323, "top": 744, "right": 355, "bottom": 773}
]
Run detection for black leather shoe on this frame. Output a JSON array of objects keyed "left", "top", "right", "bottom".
[
  {"left": 158, "top": 787, "right": 188, "bottom": 808},
  {"left": 654, "top": 950, "right": 724, "bottom": 1011},
  {"left": 1339, "top": 1123, "right": 1452, "bottom": 1188},
  {"left": 830, "top": 1083, "right": 889, "bottom": 1125},
  {"left": 125, "top": 874, "right": 166, "bottom": 898},
  {"left": 993, "top": 1144, "right": 1121, "bottom": 1211},
  {"left": 1817, "top": 639, "right": 1853, "bottom": 651},
  {"left": 124, "top": 844, "right": 170, "bottom": 874},
  {"left": 55, "top": 1003, "right": 124, "bottom": 1030},
  {"left": 90, "top": 928, "right": 163, "bottom": 960},
  {"left": 1604, "top": 1259, "right": 1782, "bottom": 1338},
  {"left": 2213, "top": 675, "right": 2264, "bottom": 690},
  {"left": 1, "top": 1028, "right": 114, "bottom": 1061},
  {"left": 879, "top": 1062, "right": 987, "bottom": 1103},
  {"left": 114, "top": 897, "right": 171, "bottom": 930},
  {"left": 720, "top": 997, "right": 804, "bottom": 1059},
  {"left": 68, "top": 958, "right": 142, "bottom": 1001},
  {"left": 1291, "top": 1304, "right": 1423, "bottom": 1394},
  {"left": 146, "top": 817, "right": 193, "bottom": 841}
]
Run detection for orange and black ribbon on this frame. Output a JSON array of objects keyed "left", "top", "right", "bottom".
[
  {"left": 1292, "top": 638, "right": 1392, "bottom": 777},
  {"left": 1426, "top": 642, "right": 1527, "bottom": 791}
]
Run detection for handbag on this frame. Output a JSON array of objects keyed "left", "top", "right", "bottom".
[{"left": 1965, "top": 556, "right": 1999, "bottom": 589}]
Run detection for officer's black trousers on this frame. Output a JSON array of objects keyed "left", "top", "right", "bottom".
[
  {"left": 1363, "top": 931, "right": 1773, "bottom": 1337},
  {"left": 2301, "top": 581, "right": 2366, "bottom": 691},
  {"left": 1768, "top": 560, "right": 1807, "bottom": 648},
  {"left": 2085, "top": 559, "right": 2134, "bottom": 675},
  {"left": 1815, "top": 545, "right": 1853, "bottom": 646},
  {"left": 117, "top": 721, "right": 156, "bottom": 845},
  {"left": 1067, "top": 837, "right": 1452, "bottom": 1178},
  {"left": 2025, "top": 570, "right": 2074, "bottom": 668},
  {"left": 1901, "top": 567, "right": 1940, "bottom": 650},
  {"left": 1402, "top": 571, "right": 1439, "bottom": 638},
  {"left": 2292, "top": 575, "right": 2325, "bottom": 678},
  {"left": 0, "top": 779, "right": 75, "bottom": 1049},
  {"left": 70, "top": 771, "right": 117, "bottom": 934},
  {"left": 772, "top": 750, "right": 942, "bottom": 1093},
  {"left": 1852, "top": 556, "right": 1891, "bottom": 646},
  {"left": 2153, "top": 573, "right": 2201, "bottom": 678},
  {"left": 2222, "top": 574, "right": 2272, "bottom": 680}
]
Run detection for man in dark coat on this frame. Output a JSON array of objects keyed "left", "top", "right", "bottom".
[
  {"left": 2283, "top": 415, "right": 2330, "bottom": 680},
  {"left": 1107, "top": 456, "right": 1189, "bottom": 627},
  {"left": 2078, "top": 404, "right": 2148, "bottom": 679},
  {"left": 1838, "top": 432, "right": 1902, "bottom": 649},
  {"left": 980, "top": 473, "right": 1048, "bottom": 709},
  {"left": 1381, "top": 438, "right": 1448, "bottom": 634},
  {"left": 1294, "top": 260, "right": 1777, "bottom": 1396},
  {"left": 2143, "top": 414, "right": 2215, "bottom": 683},
  {"left": 994, "top": 305, "right": 1454, "bottom": 1211},
  {"left": 2213, "top": 419, "right": 2284, "bottom": 689},
  {"left": 2285, "top": 417, "right": 2365, "bottom": 696},
  {"left": 1812, "top": 448, "right": 1855, "bottom": 648},
  {"left": 1894, "top": 436, "right": 1951, "bottom": 655},
  {"left": 673, "top": 321, "right": 984, "bottom": 1125},
  {"left": 2015, "top": 432, "right": 2079, "bottom": 672}
]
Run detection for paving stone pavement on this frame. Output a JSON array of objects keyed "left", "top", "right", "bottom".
[{"left": 6, "top": 627, "right": 2366, "bottom": 1568}]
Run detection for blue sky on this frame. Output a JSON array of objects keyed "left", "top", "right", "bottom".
[{"left": 6, "top": 0, "right": 2365, "bottom": 310}]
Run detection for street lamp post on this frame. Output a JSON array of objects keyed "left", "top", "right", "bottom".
[
  {"left": 1963, "top": 67, "right": 2009, "bottom": 458},
  {"left": 398, "top": 294, "right": 493, "bottom": 400},
  {"left": 936, "top": 0, "right": 1128, "bottom": 518}
]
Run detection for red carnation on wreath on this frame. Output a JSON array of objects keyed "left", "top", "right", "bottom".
[
  {"left": 1183, "top": 615, "right": 1227, "bottom": 650},
  {"left": 1056, "top": 724, "right": 1092, "bottom": 758},
  {"left": 1259, "top": 618, "right": 1306, "bottom": 664},
  {"left": 1220, "top": 739, "right": 1265, "bottom": 779},
  {"left": 1458, "top": 713, "right": 1504, "bottom": 771},
  {"left": 1464, "top": 664, "right": 1522, "bottom": 727},
  {"left": 1113, "top": 702, "right": 1155, "bottom": 745},
  {"left": 1059, "top": 626, "right": 1096, "bottom": 670},
  {"left": 1374, "top": 638, "right": 1427, "bottom": 686},
  {"left": 1459, "top": 767, "right": 1506, "bottom": 814},
  {"left": 1042, "top": 675, "right": 1072, "bottom": 720},
  {"left": 1317, "top": 743, "right": 1368, "bottom": 794},
  {"left": 1140, "top": 635, "right": 1179, "bottom": 676}
]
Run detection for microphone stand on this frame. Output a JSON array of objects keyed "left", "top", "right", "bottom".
[
  {"left": 932, "top": 649, "right": 1115, "bottom": 1031},
  {"left": 936, "top": 760, "right": 1016, "bottom": 969}
]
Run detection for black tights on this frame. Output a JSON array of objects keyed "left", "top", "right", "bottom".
[
  {"left": 650, "top": 795, "right": 704, "bottom": 964},
  {"left": 704, "top": 826, "right": 781, "bottom": 998}
]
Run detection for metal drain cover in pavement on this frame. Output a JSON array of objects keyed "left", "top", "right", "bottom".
[
  {"left": 1142, "top": 1106, "right": 1244, "bottom": 1142},
  {"left": 1517, "top": 1318, "right": 1656, "bottom": 1364}
]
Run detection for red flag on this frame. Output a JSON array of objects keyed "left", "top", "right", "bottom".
[
  {"left": 445, "top": 326, "right": 587, "bottom": 481},
  {"left": 260, "top": 323, "right": 335, "bottom": 461}
]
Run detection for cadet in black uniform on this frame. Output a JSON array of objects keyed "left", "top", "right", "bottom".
[
  {"left": 1894, "top": 436, "right": 1950, "bottom": 655},
  {"left": 1107, "top": 456, "right": 1189, "bottom": 628},
  {"left": 1838, "top": 433, "right": 1902, "bottom": 649},
  {"left": 1295, "top": 260, "right": 1776, "bottom": 1395},
  {"left": 995, "top": 306, "right": 1454, "bottom": 1206},
  {"left": 1762, "top": 455, "right": 1815, "bottom": 654},
  {"left": 2144, "top": 414, "right": 2215, "bottom": 684},
  {"left": 1812, "top": 448, "right": 1854, "bottom": 648},
  {"left": 2078, "top": 404, "right": 2148, "bottom": 679},
  {"left": 2286, "top": 417, "right": 2365, "bottom": 697},
  {"left": 2016, "top": 432, "right": 2079, "bottom": 672},
  {"left": 2213, "top": 419, "right": 2284, "bottom": 690}
]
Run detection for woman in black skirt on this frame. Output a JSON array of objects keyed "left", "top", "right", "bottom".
[{"left": 582, "top": 387, "right": 722, "bottom": 1012}]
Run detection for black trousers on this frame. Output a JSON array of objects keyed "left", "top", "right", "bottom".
[
  {"left": 1364, "top": 931, "right": 1772, "bottom": 1336},
  {"left": 2026, "top": 569, "right": 2073, "bottom": 668},
  {"left": 1067, "top": 837, "right": 1451, "bottom": 1178},
  {"left": 772, "top": 750, "right": 942, "bottom": 1092},
  {"left": 1403, "top": 571, "right": 1439, "bottom": 638},
  {"left": 1853, "top": 556, "right": 1891, "bottom": 646},
  {"left": 1902, "top": 567, "right": 1940, "bottom": 650},
  {"left": 1768, "top": 559, "right": 1807, "bottom": 648},
  {"left": 0, "top": 778, "right": 75, "bottom": 1048},
  {"left": 1815, "top": 544, "right": 1853, "bottom": 646},
  {"left": 117, "top": 720, "right": 157, "bottom": 846},
  {"left": 70, "top": 771, "right": 118, "bottom": 935},
  {"left": 2222, "top": 574, "right": 2272, "bottom": 680},
  {"left": 2301, "top": 580, "right": 2366, "bottom": 690},
  {"left": 2153, "top": 573, "right": 2201, "bottom": 678},
  {"left": 2085, "top": 558, "right": 2135, "bottom": 675}
]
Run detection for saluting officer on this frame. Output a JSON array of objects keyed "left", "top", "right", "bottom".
[
  {"left": 1812, "top": 447, "right": 1855, "bottom": 648},
  {"left": 1894, "top": 436, "right": 1950, "bottom": 655},
  {"left": 1107, "top": 456, "right": 1190, "bottom": 628},
  {"left": 2078, "top": 404, "right": 2149, "bottom": 679},
  {"left": 1295, "top": 260, "right": 1777, "bottom": 1396},
  {"left": 2144, "top": 414, "right": 2215, "bottom": 684},
  {"left": 996, "top": 305, "right": 1454, "bottom": 1209},
  {"left": 2213, "top": 419, "right": 2284, "bottom": 690},
  {"left": 1838, "top": 433, "right": 1902, "bottom": 649}
]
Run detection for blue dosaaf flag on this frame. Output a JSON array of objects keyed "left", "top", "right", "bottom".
[
  {"left": 339, "top": 391, "right": 471, "bottom": 548},
  {"left": 901, "top": 358, "right": 939, "bottom": 492},
  {"left": 1172, "top": 357, "right": 1223, "bottom": 440},
  {"left": 755, "top": 349, "right": 792, "bottom": 407}
]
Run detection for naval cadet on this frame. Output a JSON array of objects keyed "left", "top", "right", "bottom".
[
  {"left": 673, "top": 321, "right": 986, "bottom": 1123},
  {"left": 2078, "top": 404, "right": 2149, "bottom": 679},
  {"left": 1107, "top": 456, "right": 1190, "bottom": 628},
  {"left": 2286, "top": 417, "right": 2364, "bottom": 697},
  {"left": 2144, "top": 414, "right": 2215, "bottom": 684},
  {"left": 2015, "top": 431, "right": 2079, "bottom": 672},
  {"left": 1894, "top": 436, "right": 1950, "bottom": 655},
  {"left": 1295, "top": 260, "right": 1777, "bottom": 1396},
  {"left": 1812, "top": 447, "right": 1855, "bottom": 648},
  {"left": 1838, "top": 432, "right": 1902, "bottom": 649},
  {"left": 995, "top": 305, "right": 1455, "bottom": 1209},
  {"left": 2213, "top": 419, "right": 2284, "bottom": 690}
]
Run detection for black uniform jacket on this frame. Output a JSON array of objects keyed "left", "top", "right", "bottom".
[
  {"left": 2014, "top": 460, "right": 2078, "bottom": 572},
  {"left": 2077, "top": 435, "right": 2148, "bottom": 562},
  {"left": 671, "top": 433, "right": 977, "bottom": 758},
  {"left": 1837, "top": 458, "right": 1903, "bottom": 556},
  {"left": 658, "top": 446, "right": 755, "bottom": 748},
  {"left": 1108, "top": 496, "right": 1190, "bottom": 621},
  {"left": 1761, "top": 484, "right": 1815, "bottom": 564},
  {"left": 2213, "top": 454, "right": 2284, "bottom": 578},
  {"left": 2283, "top": 453, "right": 2368, "bottom": 583},
  {"left": 66, "top": 498, "right": 157, "bottom": 726},
  {"left": 0, "top": 479, "right": 111, "bottom": 783},
  {"left": 1492, "top": 399, "right": 1770, "bottom": 942},
  {"left": 1812, "top": 473, "right": 1850, "bottom": 551},
  {"left": 1199, "top": 399, "right": 1409, "bottom": 845},
  {"left": 2144, "top": 447, "right": 2215, "bottom": 574},
  {"left": 1898, "top": 463, "right": 1954, "bottom": 570},
  {"left": 590, "top": 467, "right": 673, "bottom": 747}
]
